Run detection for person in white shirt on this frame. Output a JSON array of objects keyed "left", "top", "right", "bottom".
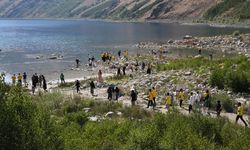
[
  {"left": 195, "top": 91, "right": 201, "bottom": 104},
  {"left": 189, "top": 92, "right": 196, "bottom": 113},
  {"left": 195, "top": 91, "right": 202, "bottom": 111}
]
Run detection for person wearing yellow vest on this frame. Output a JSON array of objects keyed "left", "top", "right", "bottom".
[
  {"left": 124, "top": 50, "right": 128, "bottom": 60},
  {"left": 12, "top": 74, "right": 16, "bottom": 85},
  {"left": 165, "top": 93, "right": 172, "bottom": 109},
  {"left": 17, "top": 73, "right": 22, "bottom": 86},
  {"left": 147, "top": 89, "right": 154, "bottom": 108},
  {"left": 235, "top": 102, "right": 248, "bottom": 127},
  {"left": 152, "top": 87, "right": 157, "bottom": 107},
  {"left": 178, "top": 88, "right": 185, "bottom": 107}
]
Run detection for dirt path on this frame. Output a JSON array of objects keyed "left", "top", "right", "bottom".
[{"left": 50, "top": 85, "right": 249, "bottom": 127}]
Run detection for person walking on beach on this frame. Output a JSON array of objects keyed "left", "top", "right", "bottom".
[
  {"left": 60, "top": 73, "right": 65, "bottom": 84},
  {"left": 141, "top": 62, "right": 145, "bottom": 71},
  {"left": 34, "top": 73, "right": 39, "bottom": 87},
  {"left": 165, "top": 92, "right": 172, "bottom": 110},
  {"left": 216, "top": 101, "right": 222, "bottom": 117},
  {"left": 147, "top": 89, "right": 154, "bottom": 108},
  {"left": 23, "top": 72, "right": 27, "bottom": 87},
  {"left": 90, "top": 80, "right": 95, "bottom": 96},
  {"left": 75, "top": 80, "right": 80, "bottom": 93},
  {"left": 17, "top": 73, "right": 22, "bottom": 86},
  {"left": 124, "top": 49, "right": 128, "bottom": 60},
  {"left": 122, "top": 65, "right": 126, "bottom": 75},
  {"left": 117, "top": 67, "right": 121, "bottom": 76},
  {"left": 204, "top": 90, "right": 211, "bottom": 115},
  {"left": 115, "top": 87, "right": 120, "bottom": 101},
  {"left": 38, "top": 75, "right": 43, "bottom": 87},
  {"left": 189, "top": 92, "right": 195, "bottom": 113},
  {"left": 107, "top": 86, "right": 113, "bottom": 100},
  {"left": 178, "top": 88, "right": 185, "bottom": 107},
  {"left": 131, "top": 89, "right": 137, "bottom": 106},
  {"left": 152, "top": 87, "right": 157, "bottom": 107},
  {"left": 12, "top": 74, "right": 16, "bottom": 85},
  {"left": 32, "top": 74, "right": 36, "bottom": 88},
  {"left": 146, "top": 63, "right": 152, "bottom": 74},
  {"left": 118, "top": 50, "right": 121, "bottom": 58},
  {"left": 235, "top": 102, "right": 248, "bottom": 127},
  {"left": 76, "top": 59, "right": 80, "bottom": 68},
  {"left": 195, "top": 91, "right": 201, "bottom": 105},
  {"left": 203, "top": 90, "right": 210, "bottom": 115},
  {"left": 98, "top": 70, "right": 103, "bottom": 83},
  {"left": 43, "top": 77, "right": 47, "bottom": 92}
]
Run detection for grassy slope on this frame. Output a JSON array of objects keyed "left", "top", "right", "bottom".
[{"left": 204, "top": 0, "right": 250, "bottom": 22}]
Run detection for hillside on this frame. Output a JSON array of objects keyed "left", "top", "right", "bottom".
[
  {"left": 0, "top": 0, "right": 219, "bottom": 20},
  {"left": 204, "top": 0, "right": 250, "bottom": 23}
]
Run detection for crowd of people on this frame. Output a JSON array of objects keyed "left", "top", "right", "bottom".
[
  {"left": 9, "top": 72, "right": 47, "bottom": 94},
  {"left": 10, "top": 72, "right": 27, "bottom": 87},
  {"left": 101, "top": 52, "right": 114, "bottom": 62},
  {"left": 2, "top": 48, "right": 248, "bottom": 127}
]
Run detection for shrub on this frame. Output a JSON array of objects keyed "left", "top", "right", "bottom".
[
  {"left": 121, "top": 106, "right": 152, "bottom": 119},
  {"left": 226, "top": 70, "right": 250, "bottom": 93},
  {"left": 210, "top": 92, "right": 234, "bottom": 113},
  {"left": 209, "top": 56, "right": 250, "bottom": 93},
  {"left": 210, "top": 68, "right": 226, "bottom": 89},
  {"left": 64, "top": 112, "right": 89, "bottom": 126},
  {"left": 160, "top": 114, "right": 215, "bottom": 149},
  {"left": 0, "top": 85, "right": 63, "bottom": 149}
]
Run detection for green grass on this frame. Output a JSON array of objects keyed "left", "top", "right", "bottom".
[{"left": 106, "top": 75, "right": 129, "bottom": 84}]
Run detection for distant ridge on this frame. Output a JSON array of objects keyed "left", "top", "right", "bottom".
[{"left": 0, "top": 0, "right": 249, "bottom": 23}]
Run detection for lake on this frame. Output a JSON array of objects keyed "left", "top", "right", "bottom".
[{"left": 0, "top": 19, "right": 250, "bottom": 81}]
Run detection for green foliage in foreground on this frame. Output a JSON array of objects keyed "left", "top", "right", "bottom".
[
  {"left": 1, "top": 82, "right": 250, "bottom": 150},
  {"left": 0, "top": 83, "right": 63, "bottom": 149}
]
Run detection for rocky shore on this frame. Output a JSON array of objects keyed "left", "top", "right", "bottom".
[{"left": 136, "top": 33, "right": 250, "bottom": 57}]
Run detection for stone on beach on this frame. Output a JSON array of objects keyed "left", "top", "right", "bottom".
[{"left": 105, "top": 112, "right": 114, "bottom": 117}]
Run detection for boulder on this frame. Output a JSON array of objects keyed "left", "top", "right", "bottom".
[
  {"left": 105, "top": 111, "right": 114, "bottom": 117},
  {"left": 83, "top": 108, "right": 91, "bottom": 113},
  {"left": 117, "top": 112, "right": 123, "bottom": 116},
  {"left": 184, "top": 71, "right": 192, "bottom": 76},
  {"left": 88, "top": 116, "right": 99, "bottom": 122}
]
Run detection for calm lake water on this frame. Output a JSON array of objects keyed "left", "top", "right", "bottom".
[{"left": 0, "top": 19, "right": 250, "bottom": 81}]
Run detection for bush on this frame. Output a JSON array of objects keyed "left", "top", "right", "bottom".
[
  {"left": 64, "top": 112, "right": 89, "bottom": 126},
  {"left": 210, "top": 93, "right": 234, "bottom": 113},
  {"left": 210, "top": 68, "right": 226, "bottom": 89},
  {"left": 226, "top": 70, "right": 250, "bottom": 93},
  {"left": 210, "top": 56, "right": 250, "bottom": 93},
  {"left": 0, "top": 85, "right": 63, "bottom": 149},
  {"left": 121, "top": 106, "right": 152, "bottom": 119}
]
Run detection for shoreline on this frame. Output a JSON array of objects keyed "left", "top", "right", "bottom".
[{"left": 0, "top": 17, "right": 250, "bottom": 29}]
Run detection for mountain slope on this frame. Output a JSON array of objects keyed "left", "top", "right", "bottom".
[
  {"left": 204, "top": 0, "right": 250, "bottom": 21},
  {"left": 0, "top": 0, "right": 228, "bottom": 21}
]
